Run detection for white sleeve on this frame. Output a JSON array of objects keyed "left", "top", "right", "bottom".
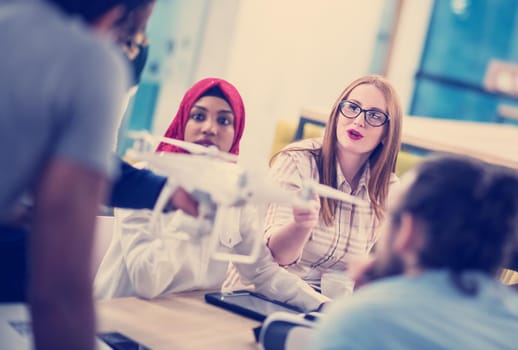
[
  {"left": 116, "top": 209, "right": 186, "bottom": 299},
  {"left": 233, "top": 206, "right": 329, "bottom": 311}
]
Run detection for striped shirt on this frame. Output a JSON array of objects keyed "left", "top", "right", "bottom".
[{"left": 264, "top": 138, "right": 399, "bottom": 285}]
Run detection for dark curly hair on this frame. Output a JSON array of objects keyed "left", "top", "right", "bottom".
[{"left": 394, "top": 154, "right": 518, "bottom": 295}]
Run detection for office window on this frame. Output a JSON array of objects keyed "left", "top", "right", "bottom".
[{"left": 410, "top": 0, "right": 518, "bottom": 124}]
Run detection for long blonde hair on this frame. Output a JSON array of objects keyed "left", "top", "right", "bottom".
[{"left": 272, "top": 75, "right": 402, "bottom": 225}]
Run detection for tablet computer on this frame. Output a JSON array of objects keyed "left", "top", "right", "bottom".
[
  {"left": 204, "top": 290, "right": 303, "bottom": 321},
  {"left": 97, "top": 332, "right": 151, "bottom": 350}
]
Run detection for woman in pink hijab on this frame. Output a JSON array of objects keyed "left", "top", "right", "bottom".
[
  {"left": 157, "top": 77, "right": 245, "bottom": 155},
  {"left": 95, "top": 78, "right": 328, "bottom": 313}
]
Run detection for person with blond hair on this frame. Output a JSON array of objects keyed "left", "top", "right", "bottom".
[{"left": 265, "top": 75, "right": 403, "bottom": 292}]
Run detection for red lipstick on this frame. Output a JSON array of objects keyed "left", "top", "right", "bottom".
[{"left": 347, "top": 129, "right": 363, "bottom": 140}]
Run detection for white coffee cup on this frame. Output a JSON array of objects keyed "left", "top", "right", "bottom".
[{"left": 320, "top": 271, "right": 355, "bottom": 299}]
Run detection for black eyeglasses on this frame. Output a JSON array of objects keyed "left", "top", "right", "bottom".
[{"left": 338, "top": 100, "right": 390, "bottom": 127}]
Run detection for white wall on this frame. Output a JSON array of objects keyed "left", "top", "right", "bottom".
[
  {"left": 223, "top": 0, "right": 385, "bottom": 168},
  {"left": 386, "top": 0, "right": 434, "bottom": 113},
  {"left": 194, "top": 0, "right": 241, "bottom": 80},
  {"left": 151, "top": 0, "right": 239, "bottom": 138},
  {"left": 152, "top": 0, "right": 431, "bottom": 169},
  {"left": 150, "top": 0, "right": 210, "bottom": 136}
]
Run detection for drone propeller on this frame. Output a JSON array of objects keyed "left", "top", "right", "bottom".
[
  {"left": 243, "top": 175, "right": 299, "bottom": 206},
  {"left": 303, "top": 181, "right": 369, "bottom": 206},
  {"left": 243, "top": 174, "right": 369, "bottom": 208},
  {"left": 126, "top": 130, "right": 237, "bottom": 162},
  {"left": 126, "top": 151, "right": 247, "bottom": 206}
]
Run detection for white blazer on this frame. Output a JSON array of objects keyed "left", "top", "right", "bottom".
[{"left": 94, "top": 205, "right": 328, "bottom": 312}]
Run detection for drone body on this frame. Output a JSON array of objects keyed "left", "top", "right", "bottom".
[{"left": 126, "top": 131, "right": 369, "bottom": 264}]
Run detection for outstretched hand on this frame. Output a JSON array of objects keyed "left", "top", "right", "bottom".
[
  {"left": 292, "top": 193, "right": 320, "bottom": 229},
  {"left": 169, "top": 187, "right": 199, "bottom": 217}
]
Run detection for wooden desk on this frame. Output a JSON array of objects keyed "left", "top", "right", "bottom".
[
  {"left": 96, "top": 291, "right": 261, "bottom": 350},
  {"left": 402, "top": 116, "right": 518, "bottom": 169}
]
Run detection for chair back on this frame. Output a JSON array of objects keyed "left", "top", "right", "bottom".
[{"left": 92, "top": 215, "right": 115, "bottom": 277}]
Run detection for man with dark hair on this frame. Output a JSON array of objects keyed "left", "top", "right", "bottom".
[
  {"left": 0, "top": 0, "right": 186, "bottom": 349},
  {"left": 312, "top": 154, "right": 518, "bottom": 349},
  {"left": 47, "top": 0, "right": 154, "bottom": 23}
]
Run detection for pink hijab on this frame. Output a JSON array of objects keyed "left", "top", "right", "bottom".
[{"left": 156, "top": 78, "right": 245, "bottom": 155}]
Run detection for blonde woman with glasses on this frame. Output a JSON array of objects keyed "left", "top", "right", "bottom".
[{"left": 264, "top": 75, "right": 403, "bottom": 296}]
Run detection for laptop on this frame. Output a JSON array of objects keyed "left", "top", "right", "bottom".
[{"left": 0, "top": 303, "right": 147, "bottom": 349}]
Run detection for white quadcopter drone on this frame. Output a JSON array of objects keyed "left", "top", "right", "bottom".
[{"left": 126, "top": 130, "right": 369, "bottom": 264}]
